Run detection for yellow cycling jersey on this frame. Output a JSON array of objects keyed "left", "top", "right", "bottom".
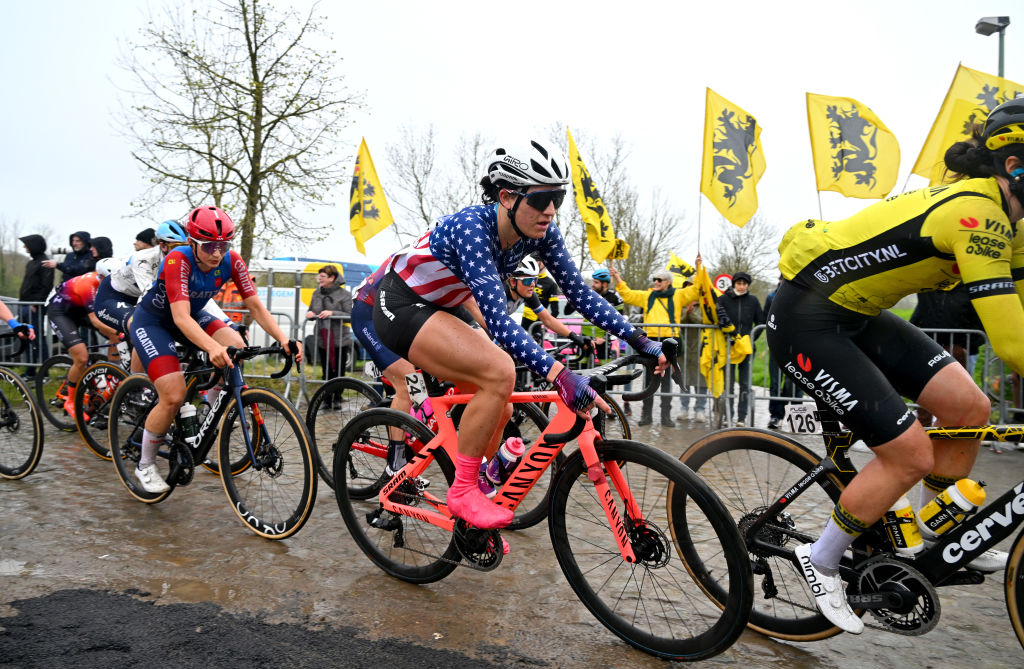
[{"left": 778, "top": 176, "right": 1024, "bottom": 373}]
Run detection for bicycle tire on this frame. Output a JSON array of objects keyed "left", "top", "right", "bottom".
[
  {"left": 219, "top": 387, "right": 317, "bottom": 540},
  {"left": 108, "top": 374, "right": 174, "bottom": 504},
  {"left": 548, "top": 439, "right": 751, "bottom": 660},
  {"left": 0, "top": 366, "right": 45, "bottom": 479},
  {"left": 678, "top": 428, "right": 848, "bottom": 641},
  {"left": 306, "top": 376, "right": 383, "bottom": 489},
  {"left": 335, "top": 408, "right": 460, "bottom": 584},
  {"left": 35, "top": 354, "right": 75, "bottom": 431},
  {"left": 1005, "top": 527, "right": 1024, "bottom": 652},
  {"left": 600, "top": 393, "right": 631, "bottom": 440},
  {"left": 74, "top": 361, "right": 128, "bottom": 460}
]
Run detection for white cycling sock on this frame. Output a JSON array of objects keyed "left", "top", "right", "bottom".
[
  {"left": 809, "top": 518, "right": 853, "bottom": 573},
  {"left": 139, "top": 429, "right": 166, "bottom": 468}
]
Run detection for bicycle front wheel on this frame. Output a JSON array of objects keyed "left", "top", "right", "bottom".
[
  {"left": 548, "top": 439, "right": 751, "bottom": 661},
  {"left": 306, "top": 376, "right": 383, "bottom": 489},
  {"left": 108, "top": 374, "right": 173, "bottom": 504},
  {"left": 219, "top": 388, "right": 317, "bottom": 540},
  {"left": 335, "top": 408, "right": 460, "bottom": 584},
  {"left": 0, "top": 366, "right": 44, "bottom": 479},
  {"left": 678, "top": 428, "right": 846, "bottom": 641},
  {"left": 1005, "top": 528, "right": 1024, "bottom": 652},
  {"left": 35, "top": 354, "right": 75, "bottom": 431},
  {"left": 74, "top": 361, "right": 127, "bottom": 460}
]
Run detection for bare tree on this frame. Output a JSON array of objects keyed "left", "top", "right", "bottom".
[
  {"left": 705, "top": 214, "right": 780, "bottom": 295},
  {"left": 384, "top": 127, "right": 490, "bottom": 245},
  {"left": 119, "top": 0, "right": 360, "bottom": 262}
]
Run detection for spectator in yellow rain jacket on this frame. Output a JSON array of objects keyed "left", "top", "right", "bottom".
[{"left": 611, "top": 267, "right": 698, "bottom": 427}]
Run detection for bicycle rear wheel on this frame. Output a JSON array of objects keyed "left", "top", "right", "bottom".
[
  {"left": 0, "top": 366, "right": 44, "bottom": 479},
  {"left": 306, "top": 376, "right": 382, "bottom": 489},
  {"left": 74, "top": 361, "right": 127, "bottom": 460},
  {"left": 35, "top": 354, "right": 75, "bottom": 431},
  {"left": 335, "top": 408, "right": 460, "bottom": 584},
  {"left": 548, "top": 439, "right": 751, "bottom": 661},
  {"left": 108, "top": 374, "right": 173, "bottom": 504},
  {"left": 1005, "top": 528, "right": 1024, "bottom": 652},
  {"left": 678, "top": 428, "right": 846, "bottom": 641},
  {"left": 219, "top": 387, "right": 317, "bottom": 540}
]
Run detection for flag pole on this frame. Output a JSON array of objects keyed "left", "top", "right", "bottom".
[{"left": 816, "top": 191, "right": 823, "bottom": 220}]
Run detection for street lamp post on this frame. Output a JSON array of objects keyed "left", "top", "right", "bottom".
[{"left": 975, "top": 16, "right": 1010, "bottom": 78}]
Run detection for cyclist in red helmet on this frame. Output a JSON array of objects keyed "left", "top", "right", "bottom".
[{"left": 129, "top": 206, "right": 301, "bottom": 494}]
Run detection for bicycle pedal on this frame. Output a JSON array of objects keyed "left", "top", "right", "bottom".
[{"left": 366, "top": 508, "right": 402, "bottom": 531}]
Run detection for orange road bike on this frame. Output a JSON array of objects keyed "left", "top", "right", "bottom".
[{"left": 334, "top": 343, "right": 753, "bottom": 661}]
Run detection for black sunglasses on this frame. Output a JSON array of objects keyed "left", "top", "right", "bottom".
[{"left": 510, "top": 189, "right": 567, "bottom": 211}]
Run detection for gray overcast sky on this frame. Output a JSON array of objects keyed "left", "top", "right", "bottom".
[{"left": 1, "top": 0, "right": 1021, "bottom": 268}]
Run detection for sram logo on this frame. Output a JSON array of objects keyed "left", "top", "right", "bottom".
[{"left": 942, "top": 482, "right": 1024, "bottom": 565}]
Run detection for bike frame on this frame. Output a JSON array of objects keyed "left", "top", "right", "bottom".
[
  {"left": 746, "top": 417, "right": 1024, "bottom": 586},
  {"left": 377, "top": 388, "right": 641, "bottom": 562}
]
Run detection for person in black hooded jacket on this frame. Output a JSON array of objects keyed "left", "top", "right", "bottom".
[
  {"left": 717, "top": 271, "right": 764, "bottom": 425},
  {"left": 90, "top": 236, "right": 114, "bottom": 262},
  {"left": 42, "top": 231, "right": 95, "bottom": 281},
  {"left": 18, "top": 234, "right": 54, "bottom": 371}
]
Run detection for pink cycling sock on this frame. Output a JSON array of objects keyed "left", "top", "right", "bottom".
[{"left": 447, "top": 453, "right": 513, "bottom": 529}]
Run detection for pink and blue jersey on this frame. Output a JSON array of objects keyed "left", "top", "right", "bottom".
[{"left": 136, "top": 247, "right": 256, "bottom": 320}]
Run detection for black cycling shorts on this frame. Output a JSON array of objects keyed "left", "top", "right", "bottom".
[
  {"left": 372, "top": 270, "right": 475, "bottom": 360},
  {"left": 46, "top": 295, "right": 91, "bottom": 349},
  {"left": 765, "top": 280, "right": 957, "bottom": 446}
]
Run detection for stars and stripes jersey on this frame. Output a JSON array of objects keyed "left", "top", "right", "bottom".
[
  {"left": 136, "top": 247, "right": 257, "bottom": 318},
  {"left": 778, "top": 176, "right": 1024, "bottom": 373},
  {"left": 387, "top": 203, "right": 638, "bottom": 377}
]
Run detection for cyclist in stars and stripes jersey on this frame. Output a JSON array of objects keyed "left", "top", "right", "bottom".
[{"left": 373, "top": 139, "right": 669, "bottom": 530}]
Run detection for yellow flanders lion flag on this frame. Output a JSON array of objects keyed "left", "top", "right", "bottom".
[
  {"left": 568, "top": 128, "right": 616, "bottom": 262},
  {"left": 694, "top": 263, "right": 746, "bottom": 397},
  {"left": 912, "top": 64, "right": 1024, "bottom": 185},
  {"left": 667, "top": 252, "right": 695, "bottom": 289},
  {"left": 806, "top": 93, "right": 900, "bottom": 199},
  {"left": 349, "top": 138, "right": 394, "bottom": 255},
  {"left": 701, "top": 88, "right": 766, "bottom": 228}
]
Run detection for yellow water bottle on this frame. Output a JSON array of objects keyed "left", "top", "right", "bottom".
[
  {"left": 916, "top": 478, "right": 986, "bottom": 540},
  {"left": 883, "top": 495, "right": 924, "bottom": 556}
]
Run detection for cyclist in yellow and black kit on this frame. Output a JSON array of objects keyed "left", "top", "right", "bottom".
[{"left": 767, "top": 98, "right": 1024, "bottom": 634}]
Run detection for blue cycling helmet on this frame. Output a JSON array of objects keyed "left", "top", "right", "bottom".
[
  {"left": 156, "top": 220, "right": 188, "bottom": 244},
  {"left": 592, "top": 268, "right": 611, "bottom": 282}
]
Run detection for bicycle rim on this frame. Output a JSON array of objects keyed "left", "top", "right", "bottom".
[
  {"left": 335, "top": 408, "right": 459, "bottom": 584},
  {"left": 1005, "top": 528, "right": 1024, "bottom": 651},
  {"left": 678, "top": 428, "right": 845, "bottom": 640},
  {"left": 549, "top": 440, "right": 751, "bottom": 661},
  {"left": 601, "top": 393, "right": 631, "bottom": 440},
  {"left": 219, "top": 388, "right": 317, "bottom": 540},
  {"left": 0, "top": 367, "right": 44, "bottom": 479},
  {"left": 108, "top": 374, "right": 172, "bottom": 504},
  {"left": 306, "top": 376, "right": 382, "bottom": 490},
  {"left": 35, "top": 355, "right": 75, "bottom": 431},
  {"left": 75, "top": 361, "right": 127, "bottom": 460}
]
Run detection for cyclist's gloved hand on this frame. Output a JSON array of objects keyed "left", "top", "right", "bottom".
[
  {"left": 7, "top": 318, "right": 31, "bottom": 339},
  {"left": 553, "top": 367, "right": 597, "bottom": 413},
  {"left": 715, "top": 302, "right": 736, "bottom": 334},
  {"left": 568, "top": 331, "right": 592, "bottom": 353},
  {"left": 626, "top": 330, "right": 663, "bottom": 359}
]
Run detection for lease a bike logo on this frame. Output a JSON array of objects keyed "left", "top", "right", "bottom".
[
  {"left": 797, "top": 353, "right": 812, "bottom": 372},
  {"left": 960, "top": 217, "right": 979, "bottom": 228}
]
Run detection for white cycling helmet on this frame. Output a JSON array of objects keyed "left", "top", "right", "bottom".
[
  {"left": 96, "top": 257, "right": 121, "bottom": 277},
  {"left": 483, "top": 139, "right": 570, "bottom": 188},
  {"left": 511, "top": 255, "right": 541, "bottom": 278}
]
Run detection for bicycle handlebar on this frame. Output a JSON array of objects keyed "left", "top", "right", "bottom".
[{"left": 0, "top": 331, "right": 29, "bottom": 358}]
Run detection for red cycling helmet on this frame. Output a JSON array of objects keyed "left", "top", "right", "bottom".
[{"left": 186, "top": 206, "right": 235, "bottom": 242}]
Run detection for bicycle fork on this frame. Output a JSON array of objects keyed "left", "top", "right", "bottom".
[{"left": 576, "top": 431, "right": 638, "bottom": 563}]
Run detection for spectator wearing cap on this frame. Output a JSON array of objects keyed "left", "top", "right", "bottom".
[
  {"left": 134, "top": 228, "right": 157, "bottom": 251},
  {"left": 717, "top": 271, "right": 764, "bottom": 425},
  {"left": 610, "top": 266, "right": 697, "bottom": 427}
]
